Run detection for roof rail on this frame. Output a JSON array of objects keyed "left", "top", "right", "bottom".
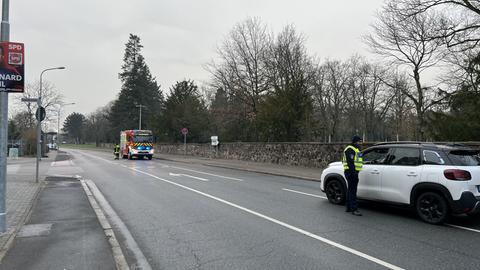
[{"left": 373, "top": 141, "right": 431, "bottom": 146}]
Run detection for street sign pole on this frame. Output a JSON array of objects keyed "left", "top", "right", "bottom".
[
  {"left": 184, "top": 134, "right": 186, "bottom": 155},
  {"left": 0, "top": 0, "right": 10, "bottom": 233},
  {"left": 181, "top": 128, "right": 188, "bottom": 155}
]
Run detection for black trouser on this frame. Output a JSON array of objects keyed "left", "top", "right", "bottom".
[{"left": 344, "top": 171, "right": 359, "bottom": 211}]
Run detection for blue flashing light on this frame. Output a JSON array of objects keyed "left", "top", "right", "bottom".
[
  {"left": 146, "top": 146, "right": 151, "bottom": 150},
  {"left": 137, "top": 146, "right": 145, "bottom": 150}
]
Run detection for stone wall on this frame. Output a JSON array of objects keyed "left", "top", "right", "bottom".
[
  {"left": 156, "top": 142, "right": 480, "bottom": 169},
  {"left": 156, "top": 142, "right": 354, "bottom": 168}
]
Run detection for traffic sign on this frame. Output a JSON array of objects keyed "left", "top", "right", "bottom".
[
  {"left": 181, "top": 127, "right": 188, "bottom": 135},
  {"left": 35, "top": 106, "right": 46, "bottom": 121}
]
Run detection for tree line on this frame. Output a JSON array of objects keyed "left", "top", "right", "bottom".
[{"left": 10, "top": 0, "right": 480, "bottom": 149}]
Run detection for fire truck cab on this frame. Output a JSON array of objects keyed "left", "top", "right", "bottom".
[{"left": 120, "top": 130, "right": 154, "bottom": 160}]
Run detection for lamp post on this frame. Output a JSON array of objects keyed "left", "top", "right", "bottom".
[
  {"left": 36, "top": 67, "right": 65, "bottom": 183},
  {"left": 56, "top": 102, "right": 75, "bottom": 150},
  {"left": 0, "top": 0, "right": 10, "bottom": 233},
  {"left": 135, "top": 104, "right": 146, "bottom": 130}
]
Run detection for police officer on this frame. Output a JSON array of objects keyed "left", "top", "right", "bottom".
[
  {"left": 114, "top": 144, "right": 120, "bottom": 159},
  {"left": 342, "top": 135, "right": 364, "bottom": 216}
]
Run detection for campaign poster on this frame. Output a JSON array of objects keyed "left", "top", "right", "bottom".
[{"left": 0, "top": 42, "right": 24, "bottom": 93}]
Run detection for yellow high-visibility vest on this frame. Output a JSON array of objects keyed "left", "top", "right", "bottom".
[{"left": 342, "top": 145, "right": 363, "bottom": 171}]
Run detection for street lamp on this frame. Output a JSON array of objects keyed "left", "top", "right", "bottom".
[
  {"left": 56, "top": 102, "right": 75, "bottom": 150},
  {"left": 36, "top": 66, "right": 65, "bottom": 183},
  {"left": 135, "top": 104, "right": 146, "bottom": 130}
]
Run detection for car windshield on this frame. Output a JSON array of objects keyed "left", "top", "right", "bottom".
[
  {"left": 447, "top": 150, "right": 480, "bottom": 166},
  {"left": 133, "top": 135, "right": 153, "bottom": 143}
]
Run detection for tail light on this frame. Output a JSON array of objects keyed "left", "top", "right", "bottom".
[{"left": 444, "top": 169, "right": 471, "bottom": 181}]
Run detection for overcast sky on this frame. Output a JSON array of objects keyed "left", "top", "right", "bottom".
[{"left": 8, "top": 0, "right": 385, "bottom": 122}]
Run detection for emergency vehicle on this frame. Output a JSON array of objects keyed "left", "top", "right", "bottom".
[{"left": 120, "top": 130, "right": 154, "bottom": 160}]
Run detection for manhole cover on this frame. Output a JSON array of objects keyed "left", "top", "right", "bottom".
[{"left": 17, "top": 223, "right": 53, "bottom": 238}]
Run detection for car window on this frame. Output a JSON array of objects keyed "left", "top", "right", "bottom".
[
  {"left": 423, "top": 150, "right": 445, "bottom": 165},
  {"left": 362, "top": 148, "right": 389, "bottom": 164},
  {"left": 447, "top": 150, "right": 480, "bottom": 166},
  {"left": 387, "top": 148, "right": 420, "bottom": 166}
]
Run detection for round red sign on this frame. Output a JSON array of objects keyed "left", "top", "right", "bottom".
[{"left": 181, "top": 128, "right": 188, "bottom": 135}]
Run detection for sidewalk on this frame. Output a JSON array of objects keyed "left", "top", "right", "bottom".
[
  {"left": 156, "top": 153, "right": 323, "bottom": 181},
  {"left": 0, "top": 151, "right": 117, "bottom": 270},
  {"left": 0, "top": 151, "right": 56, "bottom": 261}
]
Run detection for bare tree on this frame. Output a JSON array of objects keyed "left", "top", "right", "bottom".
[
  {"left": 85, "top": 105, "right": 112, "bottom": 147},
  {"left": 349, "top": 56, "right": 394, "bottom": 141},
  {"left": 206, "top": 17, "right": 271, "bottom": 139},
  {"left": 398, "top": 0, "right": 480, "bottom": 49},
  {"left": 364, "top": 1, "right": 446, "bottom": 140},
  {"left": 260, "top": 25, "right": 316, "bottom": 141},
  {"left": 14, "top": 80, "right": 63, "bottom": 127},
  {"left": 312, "top": 59, "right": 351, "bottom": 141}
]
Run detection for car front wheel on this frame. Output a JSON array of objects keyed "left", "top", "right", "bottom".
[
  {"left": 325, "top": 179, "right": 346, "bottom": 205},
  {"left": 416, "top": 192, "right": 449, "bottom": 225}
]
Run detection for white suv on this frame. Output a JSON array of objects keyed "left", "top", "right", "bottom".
[{"left": 320, "top": 142, "right": 480, "bottom": 224}]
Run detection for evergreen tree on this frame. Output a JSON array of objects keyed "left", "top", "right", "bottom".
[
  {"left": 109, "top": 34, "right": 164, "bottom": 139},
  {"left": 164, "top": 80, "right": 210, "bottom": 142},
  {"left": 63, "top": 112, "right": 86, "bottom": 144}
]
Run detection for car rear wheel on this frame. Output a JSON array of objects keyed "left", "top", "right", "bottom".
[
  {"left": 325, "top": 179, "right": 346, "bottom": 205},
  {"left": 416, "top": 192, "right": 449, "bottom": 225}
]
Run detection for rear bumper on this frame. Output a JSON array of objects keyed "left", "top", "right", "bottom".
[{"left": 451, "top": 191, "right": 480, "bottom": 214}]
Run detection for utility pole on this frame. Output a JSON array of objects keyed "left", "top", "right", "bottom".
[
  {"left": 136, "top": 104, "right": 146, "bottom": 130},
  {"left": 0, "top": 0, "right": 9, "bottom": 233},
  {"left": 56, "top": 102, "right": 74, "bottom": 150}
]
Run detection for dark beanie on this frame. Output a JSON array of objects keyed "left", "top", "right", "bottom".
[{"left": 352, "top": 135, "right": 362, "bottom": 143}]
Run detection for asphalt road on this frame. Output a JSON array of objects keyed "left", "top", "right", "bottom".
[{"left": 63, "top": 149, "right": 480, "bottom": 270}]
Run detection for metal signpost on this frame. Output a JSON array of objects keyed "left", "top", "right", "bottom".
[
  {"left": 0, "top": 0, "right": 8, "bottom": 234},
  {"left": 0, "top": 0, "right": 26, "bottom": 233},
  {"left": 181, "top": 128, "right": 188, "bottom": 155}
]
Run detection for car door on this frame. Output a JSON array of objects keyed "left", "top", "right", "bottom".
[
  {"left": 357, "top": 147, "right": 390, "bottom": 200},
  {"left": 381, "top": 147, "right": 422, "bottom": 204}
]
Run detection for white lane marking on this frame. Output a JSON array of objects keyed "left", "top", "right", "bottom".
[
  {"left": 129, "top": 168, "right": 404, "bottom": 270},
  {"left": 282, "top": 188, "right": 328, "bottom": 199},
  {"left": 446, "top": 224, "right": 480, "bottom": 233},
  {"left": 69, "top": 150, "right": 480, "bottom": 237},
  {"left": 169, "top": 172, "right": 209, "bottom": 182},
  {"left": 165, "top": 164, "right": 244, "bottom": 182},
  {"left": 77, "top": 151, "right": 404, "bottom": 269}
]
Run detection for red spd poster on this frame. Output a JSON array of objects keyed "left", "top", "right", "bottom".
[{"left": 0, "top": 42, "right": 24, "bottom": 93}]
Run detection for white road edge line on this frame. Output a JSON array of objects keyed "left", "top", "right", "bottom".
[
  {"left": 73, "top": 150, "right": 405, "bottom": 269},
  {"left": 84, "top": 179, "right": 153, "bottom": 270},
  {"left": 282, "top": 188, "right": 328, "bottom": 199},
  {"left": 169, "top": 172, "right": 209, "bottom": 182},
  {"left": 79, "top": 179, "right": 130, "bottom": 270},
  {"left": 446, "top": 224, "right": 480, "bottom": 233}
]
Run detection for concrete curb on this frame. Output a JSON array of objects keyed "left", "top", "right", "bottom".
[
  {"left": 80, "top": 179, "right": 130, "bottom": 270},
  {"left": 0, "top": 181, "right": 45, "bottom": 263}
]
